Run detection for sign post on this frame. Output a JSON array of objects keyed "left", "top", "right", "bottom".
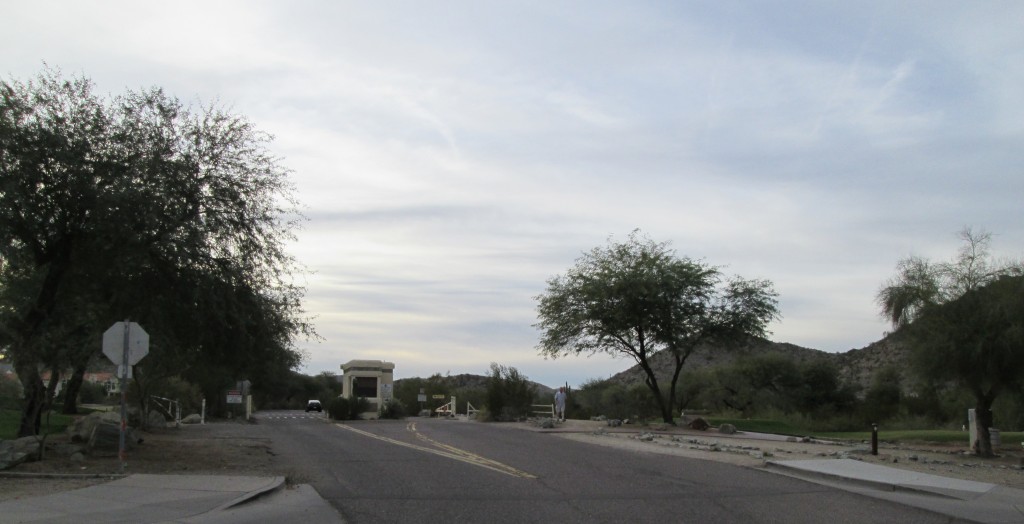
[{"left": 102, "top": 321, "right": 149, "bottom": 473}]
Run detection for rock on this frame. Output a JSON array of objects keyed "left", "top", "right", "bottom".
[
  {"left": 536, "top": 418, "right": 555, "bottom": 429},
  {"left": 607, "top": 419, "right": 622, "bottom": 427},
  {"left": 13, "top": 436, "right": 43, "bottom": 461},
  {"left": 636, "top": 432, "right": 655, "bottom": 442},
  {"left": 0, "top": 436, "right": 44, "bottom": 470},
  {"left": 718, "top": 423, "right": 737, "bottom": 435},
  {"left": 70, "top": 452, "right": 85, "bottom": 462},
  {"left": 87, "top": 422, "right": 142, "bottom": 454},
  {"left": 147, "top": 410, "right": 167, "bottom": 429},
  {"left": 687, "top": 418, "right": 710, "bottom": 431},
  {"left": 181, "top": 414, "right": 203, "bottom": 424},
  {"left": 69, "top": 412, "right": 121, "bottom": 443}
]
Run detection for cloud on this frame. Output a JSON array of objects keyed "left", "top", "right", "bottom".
[{"left": 4, "top": 1, "right": 1023, "bottom": 388}]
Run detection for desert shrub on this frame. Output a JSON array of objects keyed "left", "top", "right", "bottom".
[
  {"left": 485, "top": 363, "right": 535, "bottom": 421},
  {"left": 0, "top": 378, "right": 23, "bottom": 410},
  {"left": 348, "top": 397, "right": 371, "bottom": 419},
  {"left": 326, "top": 397, "right": 372, "bottom": 420},
  {"left": 380, "top": 398, "right": 405, "bottom": 419},
  {"left": 78, "top": 381, "right": 108, "bottom": 405},
  {"left": 328, "top": 396, "right": 351, "bottom": 420}
]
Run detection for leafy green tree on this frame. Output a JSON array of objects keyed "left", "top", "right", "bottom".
[
  {"left": 535, "top": 231, "right": 780, "bottom": 423},
  {"left": 902, "top": 275, "right": 1024, "bottom": 456},
  {"left": 790, "top": 358, "right": 857, "bottom": 418},
  {"left": 712, "top": 352, "right": 801, "bottom": 415},
  {"left": 0, "top": 67, "right": 313, "bottom": 436},
  {"left": 878, "top": 229, "right": 1024, "bottom": 456},
  {"left": 861, "top": 366, "right": 902, "bottom": 424},
  {"left": 485, "top": 363, "right": 535, "bottom": 421}
]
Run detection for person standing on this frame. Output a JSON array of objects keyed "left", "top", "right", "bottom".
[{"left": 554, "top": 386, "right": 567, "bottom": 421}]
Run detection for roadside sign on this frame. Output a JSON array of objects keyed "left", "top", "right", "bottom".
[
  {"left": 102, "top": 322, "right": 149, "bottom": 366},
  {"left": 431, "top": 394, "right": 446, "bottom": 399},
  {"left": 227, "top": 390, "right": 243, "bottom": 404}
]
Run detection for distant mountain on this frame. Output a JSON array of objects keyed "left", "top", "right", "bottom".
[
  {"left": 604, "top": 334, "right": 912, "bottom": 394},
  {"left": 395, "top": 373, "right": 556, "bottom": 398}
]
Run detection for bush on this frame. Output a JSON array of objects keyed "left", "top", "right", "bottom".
[
  {"left": 328, "top": 397, "right": 351, "bottom": 420},
  {"left": 0, "top": 378, "right": 23, "bottom": 410},
  {"left": 327, "top": 396, "right": 373, "bottom": 420},
  {"left": 485, "top": 363, "right": 535, "bottom": 421},
  {"left": 349, "top": 397, "right": 371, "bottom": 419},
  {"left": 380, "top": 398, "right": 405, "bottom": 419},
  {"left": 78, "top": 381, "right": 109, "bottom": 405}
]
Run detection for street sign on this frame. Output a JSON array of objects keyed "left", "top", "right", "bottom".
[
  {"left": 102, "top": 322, "right": 149, "bottom": 366},
  {"left": 432, "top": 394, "right": 446, "bottom": 399},
  {"left": 226, "top": 390, "right": 243, "bottom": 404}
]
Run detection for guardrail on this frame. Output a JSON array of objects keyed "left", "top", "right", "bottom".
[{"left": 532, "top": 403, "right": 555, "bottom": 419}]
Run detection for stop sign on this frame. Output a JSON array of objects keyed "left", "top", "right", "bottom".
[{"left": 102, "top": 321, "right": 149, "bottom": 366}]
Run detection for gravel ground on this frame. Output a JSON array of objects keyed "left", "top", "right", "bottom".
[
  {"left": 0, "top": 419, "right": 285, "bottom": 502},
  {"left": 541, "top": 419, "right": 1024, "bottom": 489}
]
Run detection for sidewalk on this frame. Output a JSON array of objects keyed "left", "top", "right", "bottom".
[
  {"left": 0, "top": 474, "right": 343, "bottom": 523},
  {"left": 767, "top": 459, "right": 1024, "bottom": 523}
]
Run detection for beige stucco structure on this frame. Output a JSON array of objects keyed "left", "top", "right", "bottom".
[{"left": 340, "top": 359, "right": 395, "bottom": 417}]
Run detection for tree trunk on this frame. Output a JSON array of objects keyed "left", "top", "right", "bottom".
[
  {"left": 637, "top": 358, "right": 671, "bottom": 423},
  {"left": 62, "top": 363, "right": 88, "bottom": 414},
  {"left": 15, "top": 358, "right": 46, "bottom": 437},
  {"left": 974, "top": 401, "right": 995, "bottom": 458}
]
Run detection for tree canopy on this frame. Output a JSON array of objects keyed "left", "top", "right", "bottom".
[
  {"left": 0, "top": 67, "right": 314, "bottom": 435},
  {"left": 535, "top": 230, "right": 779, "bottom": 423},
  {"left": 877, "top": 228, "right": 1024, "bottom": 456}
]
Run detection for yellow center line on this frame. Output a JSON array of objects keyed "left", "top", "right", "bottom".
[{"left": 335, "top": 423, "right": 536, "bottom": 479}]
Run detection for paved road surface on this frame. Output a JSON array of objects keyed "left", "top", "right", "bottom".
[{"left": 255, "top": 411, "right": 965, "bottom": 523}]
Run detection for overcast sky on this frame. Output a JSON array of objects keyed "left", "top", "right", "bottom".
[{"left": 3, "top": 1, "right": 1022, "bottom": 389}]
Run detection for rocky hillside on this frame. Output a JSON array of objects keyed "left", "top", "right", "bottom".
[
  {"left": 605, "top": 334, "right": 912, "bottom": 394},
  {"left": 395, "top": 374, "right": 555, "bottom": 398}
]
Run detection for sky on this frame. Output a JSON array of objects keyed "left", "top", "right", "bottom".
[{"left": 3, "top": 1, "right": 1022, "bottom": 389}]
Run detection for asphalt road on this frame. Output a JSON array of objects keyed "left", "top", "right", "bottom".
[{"left": 255, "top": 411, "right": 965, "bottom": 523}]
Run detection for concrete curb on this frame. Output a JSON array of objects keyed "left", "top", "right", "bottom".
[
  {"left": 764, "top": 459, "right": 997, "bottom": 500},
  {"left": 212, "top": 475, "right": 287, "bottom": 511},
  {"left": 0, "top": 471, "right": 126, "bottom": 480}
]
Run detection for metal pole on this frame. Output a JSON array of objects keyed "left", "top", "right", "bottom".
[{"left": 119, "top": 320, "right": 129, "bottom": 473}]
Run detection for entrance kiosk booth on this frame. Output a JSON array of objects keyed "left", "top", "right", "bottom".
[{"left": 341, "top": 360, "right": 395, "bottom": 418}]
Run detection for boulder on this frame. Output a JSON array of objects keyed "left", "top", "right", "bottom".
[
  {"left": 181, "top": 414, "right": 203, "bottom": 424},
  {"left": 147, "top": 410, "right": 167, "bottom": 429},
  {"left": 0, "top": 436, "right": 46, "bottom": 470},
  {"left": 86, "top": 422, "right": 142, "bottom": 455},
  {"left": 69, "top": 411, "right": 121, "bottom": 443},
  {"left": 687, "top": 418, "right": 710, "bottom": 431},
  {"left": 607, "top": 419, "right": 622, "bottom": 427},
  {"left": 536, "top": 418, "right": 555, "bottom": 429},
  {"left": 718, "top": 423, "right": 737, "bottom": 435}
]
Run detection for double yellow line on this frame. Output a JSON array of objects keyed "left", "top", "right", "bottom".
[{"left": 335, "top": 422, "right": 536, "bottom": 479}]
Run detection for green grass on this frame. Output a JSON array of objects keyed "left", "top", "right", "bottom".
[{"left": 0, "top": 408, "right": 75, "bottom": 440}]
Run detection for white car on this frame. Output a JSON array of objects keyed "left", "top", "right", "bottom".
[{"left": 305, "top": 400, "right": 323, "bottom": 412}]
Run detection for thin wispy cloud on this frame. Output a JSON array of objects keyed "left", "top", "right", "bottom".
[{"left": 4, "top": 1, "right": 1022, "bottom": 387}]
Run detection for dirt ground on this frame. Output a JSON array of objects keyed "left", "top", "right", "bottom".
[
  {"left": 3, "top": 417, "right": 1024, "bottom": 502},
  {"left": 0, "top": 419, "right": 286, "bottom": 502},
  {"left": 548, "top": 419, "right": 1024, "bottom": 490}
]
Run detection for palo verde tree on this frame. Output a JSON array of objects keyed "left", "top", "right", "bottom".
[
  {"left": 535, "top": 231, "right": 780, "bottom": 424},
  {"left": 0, "top": 67, "right": 314, "bottom": 436},
  {"left": 878, "top": 228, "right": 1024, "bottom": 457}
]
